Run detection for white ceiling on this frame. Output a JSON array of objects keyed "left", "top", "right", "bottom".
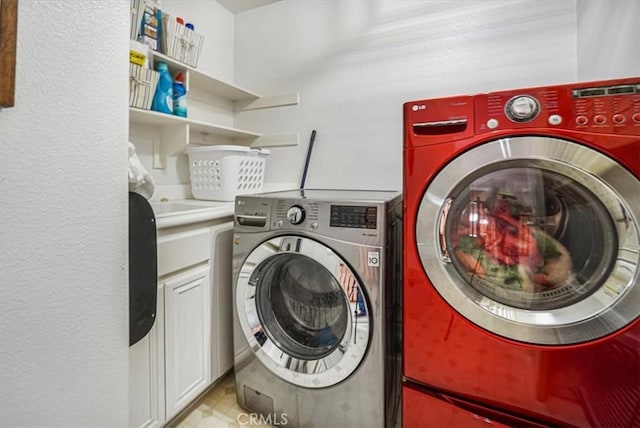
[{"left": 217, "top": 0, "right": 279, "bottom": 14}]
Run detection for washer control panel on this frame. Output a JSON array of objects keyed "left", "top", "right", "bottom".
[
  {"left": 273, "top": 200, "right": 379, "bottom": 232},
  {"left": 271, "top": 198, "right": 383, "bottom": 240},
  {"left": 473, "top": 78, "right": 640, "bottom": 136},
  {"left": 234, "top": 191, "right": 395, "bottom": 246}
]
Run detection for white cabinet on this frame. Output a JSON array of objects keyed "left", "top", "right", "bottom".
[
  {"left": 129, "top": 51, "right": 299, "bottom": 169},
  {"left": 129, "top": 313, "right": 162, "bottom": 428},
  {"left": 129, "top": 218, "right": 235, "bottom": 428},
  {"left": 129, "top": 283, "right": 165, "bottom": 428},
  {"left": 164, "top": 263, "right": 212, "bottom": 421},
  {"left": 157, "top": 226, "right": 211, "bottom": 423}
]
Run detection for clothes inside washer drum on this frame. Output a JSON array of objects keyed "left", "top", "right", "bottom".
[
  {"left": 278, "top": 257, "right": 346, "bottom": 330},
  {"left": 252, "top": 253, "right": 351, "bottom": 357}
]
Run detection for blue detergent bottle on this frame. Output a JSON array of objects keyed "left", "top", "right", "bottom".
[
  {"left": 151, "top": 62, "right": 173, "bottom": 114},
  {"left": 173, "top": 72, "right": 187, "bottom": 117}
]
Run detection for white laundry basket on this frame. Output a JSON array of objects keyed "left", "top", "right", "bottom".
[{"left": 185, "top": 145, "right": 270, "bottom": 201}]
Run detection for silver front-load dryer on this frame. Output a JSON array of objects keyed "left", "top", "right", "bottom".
[{"left": 232, "top": 189, "right": 402, "bottom": 428}]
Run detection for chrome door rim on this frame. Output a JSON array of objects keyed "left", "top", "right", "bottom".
[
  {"left": 416, "top": 136, "right": 639, "bottom": 345},
  {"left": 236, "top": 235, "right": 370, "bottom": 388}
]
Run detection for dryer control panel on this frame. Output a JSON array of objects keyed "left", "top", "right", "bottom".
[
  {"left": 474, "top": 77, "right": 640, "bottom": 136},
  {"left": 404, "top": 77, "right": 640, "bottom": 150}
]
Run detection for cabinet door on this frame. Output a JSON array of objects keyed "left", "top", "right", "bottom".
[
  {"left": 129, "top": 285, "right": 164, "bottom": 428},
  {"left": 164, "top": 263, "right": 212, "bottom": 421}
]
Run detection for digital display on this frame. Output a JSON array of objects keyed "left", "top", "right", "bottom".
[
  {"left": 608, "top": 85, "right": 636, "bottom": 95},
  {"left": 578, "top": 88, "right": 606, "bottom": 97},
  {"left": 574, "top": 84, "right": 638, "bottom": 98},
  {"left": 330, "top": 205, "right": 377, "bottom": 229}
]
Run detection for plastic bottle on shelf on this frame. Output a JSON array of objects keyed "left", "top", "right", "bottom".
[
  {"left": 173, "top": 72, "right": 188, "bottom": 117},
  {"left": 151, "top": 62, "right": 173, "bottom": 114}
]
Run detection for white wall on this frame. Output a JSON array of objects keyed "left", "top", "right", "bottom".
[
  {"left": 234, "top": 0, "right": 579, "bottom": 191},
  {"left": 577, "top": 0, "right": 639, "bottom": 81},
  {"left": 0, "top": 1, "right": 129, "bottom": 426}
]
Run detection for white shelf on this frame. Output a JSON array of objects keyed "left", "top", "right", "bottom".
[
  {"left": 150, "top": 52, "right": 260, "bottom": 101},
  {"left": 130, "top": 108, "right": 260, "bottom": 139},
  {"left": 130, "top": 49, "right": 300, "bottom": 169}
]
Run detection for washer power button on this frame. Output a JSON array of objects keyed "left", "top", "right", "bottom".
[
  {"left": 548, "top": 115, "right": 562, "bottom": 125},
  {"left": 575, "top": 115, "right": 588, "bottom": 126}
]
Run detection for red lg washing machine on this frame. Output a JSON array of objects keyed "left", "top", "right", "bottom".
[{"left": 402, "top": 77, "right": 640, "bottom": 427}]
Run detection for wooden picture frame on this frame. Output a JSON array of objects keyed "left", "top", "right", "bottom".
[{"left": 0, "top": 0, "right": 18, "bottom": 108}]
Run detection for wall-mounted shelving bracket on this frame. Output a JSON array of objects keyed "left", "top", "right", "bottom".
[
  {"left": 153, "top": 125, "right": 189, "bottom": 169},
  {"left": 248, "top": 133, "right": 300, "bottom": 148},
  {"left": 234, "top": 92, "right": 299, "bottom": 112}
]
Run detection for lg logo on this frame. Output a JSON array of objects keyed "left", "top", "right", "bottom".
[{"left": 412, "top": 104, "right": 426, "bottom": 111}]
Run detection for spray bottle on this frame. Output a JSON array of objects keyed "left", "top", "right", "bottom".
[{"left": 173, "top": 72, "right": 187, "bottom": 117}]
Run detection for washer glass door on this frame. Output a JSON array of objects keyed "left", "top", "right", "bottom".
[
  {"left": 236, "top": 235, "right": 370, "bottom": 388},
  {"left": 417, "top": 136, "right": 639, "bottom": 345}
]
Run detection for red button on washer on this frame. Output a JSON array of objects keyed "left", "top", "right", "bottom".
[
  {"left": 575, "top": 115, "right": 588, "bottom": 126},
  {"left": 633, "top": 113, "right": 640, "bottom": 124},
  {"left": 612, "top": 114, "right": 625, "bottom": 124},
  {"left": 594, "top": 114, "right": 606, "bottom": 125}
]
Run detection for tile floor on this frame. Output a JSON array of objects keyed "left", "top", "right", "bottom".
[{"left": 171, "top": 371, "right": 274, "bottom": 428}]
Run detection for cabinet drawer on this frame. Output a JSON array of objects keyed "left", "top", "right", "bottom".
[{"left": 157, "top": 228, "right": 210, "bottom": 277}]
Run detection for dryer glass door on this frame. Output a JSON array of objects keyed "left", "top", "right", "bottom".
[
  {"left": 416, "top": 136, "right": 639, "bottom": 345},
  {"left": 236, "top": 235, "right": 370, "bottom": 388}
]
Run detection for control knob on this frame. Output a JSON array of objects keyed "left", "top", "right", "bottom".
[
  {"left": 286, "top": 205, "right": 305, "bottom": 225},
  {"left": 505, "top": 95, "right": 540, "bottom": 123}
]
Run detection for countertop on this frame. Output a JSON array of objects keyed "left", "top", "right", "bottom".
[{"left": 151, "top": 199, "right": 234, "bottom": 229}]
